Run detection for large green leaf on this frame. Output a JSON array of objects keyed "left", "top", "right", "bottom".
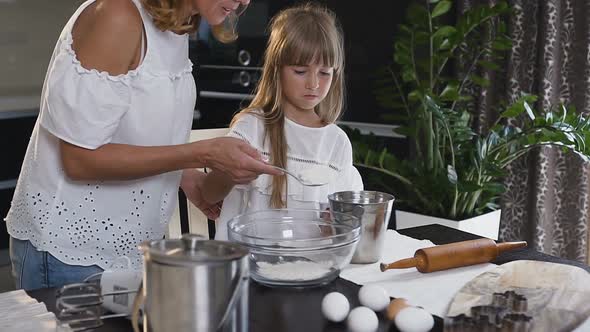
[
  {"left": 492, "top": 40, "right": 512, "bottom": 50},
  {"left": 478, "top": 60, "right": 501, "bottom": 70},
  {"left": 482, "top": 183, "right": 505, "bottom": 194},
  {"left": 431, "top": 1, "right": 452, "bottom": 18},
  {"left": 439, "top": 82, "right": 459, "bottom": 101},
  {"left": 432, "top": 26, "right": 457, "bottom": 50}
]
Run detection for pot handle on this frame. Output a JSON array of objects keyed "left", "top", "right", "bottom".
[
  {"left": 131, "top": 281, "right": 144, "bottom": 332},
  {"left": 181, "top": 233, "right": 206, "bottom": 249},
  {"left": 216, "top": 269, "right": 248, "bottom": 331}
]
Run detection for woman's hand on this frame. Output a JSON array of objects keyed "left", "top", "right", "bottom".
[
  {"left": 180, "top": 169, "right": 222, "bottom": 220},
  {"left": 202, "top": 137, "right": 282, "bottom": 184}
]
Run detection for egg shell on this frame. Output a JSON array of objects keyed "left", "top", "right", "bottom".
[
  {"left": 321, "top": 292, "right": 350, "bottom": 322},
  {"left": 386, "top": 298, "right": 410, "bottom": 320},
  {"left": 394, "top": 307, "right": 434, "bottom": 332},
  {"left": 347, "top": 306, "right": 379, "bottom": 332},
  {"left": 358, "top": 284, "right": 390, "bottom": 311}
]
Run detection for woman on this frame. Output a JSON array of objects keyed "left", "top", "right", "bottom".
[{"left": 5, "top": 0, "right": 280, "bottom": 290}]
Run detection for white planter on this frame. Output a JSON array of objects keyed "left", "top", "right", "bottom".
[{"left": 395, "top": 209, "right": 501, "bottom": 240}]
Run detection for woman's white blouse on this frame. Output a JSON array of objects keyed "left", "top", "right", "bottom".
[
  {"left": 216, "top": 112, "right": 364, "bottom": 240},
  {"left": 4, "top": 0, "right": 195, "bottom": 269}
]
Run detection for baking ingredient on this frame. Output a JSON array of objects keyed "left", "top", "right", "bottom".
[
  {"left": 256, "top": 261, "right": 331, "bottom": 281},
  {"left": 358, "top": 284, "right": 389, "bottom": 311},
  {"left": 380, "top": 239, "right": 527, "bottom": 273},
  {"left": 347, "top": 306, "right": 378, "bottom": 332},
  {"left": 321, "top": 292, "right": 350, "bottom": 322},
  {"left": 394, "top": 307, "right": 434, "bottom": 332},
  {"left": 297, "top": 166, "right": 330, "bottom": 185},
  {"left": 386, "top": 298, "right": 410, "bottom": 320},
  {"left": 386, "top": 298, "right": 434, "bottom": 332}
]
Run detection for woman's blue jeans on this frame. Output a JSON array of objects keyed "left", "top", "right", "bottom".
[{"left": 9, "top": 237, "right": 103, "bottom": 290}]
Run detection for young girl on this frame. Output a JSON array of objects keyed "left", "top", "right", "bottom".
[
  {"left": 4, "top": 0, "right": 282, "bottom": 290},
  {"left": 200, "top": 3, "right": 364, "bottom": 240}
]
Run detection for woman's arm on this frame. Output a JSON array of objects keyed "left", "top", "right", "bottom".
[
  {"left": 60, "top": 140, "right": 209, "bottom": 181},
  {"left": 61, "top": 137, "right": 281, "bottom": 183}
]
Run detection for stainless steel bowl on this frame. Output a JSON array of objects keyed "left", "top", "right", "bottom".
[{"left": 227, "top": 209, "right": 360, "bottom": 287}]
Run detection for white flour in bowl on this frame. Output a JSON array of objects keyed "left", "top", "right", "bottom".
[
  {"left": 256, "top": 261, "right": 332, "bottom": 281},
  {"left": 297, "top": 166, "right": 331, "bottom": 185}
]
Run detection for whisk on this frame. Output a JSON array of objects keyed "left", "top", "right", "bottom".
[{"left": 56, "top": 282, "right": 139, "bottom": 331}]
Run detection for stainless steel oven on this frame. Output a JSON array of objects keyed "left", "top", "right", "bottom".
[{"left": 190, "top": 1, "right": 298, "bottom": 129}]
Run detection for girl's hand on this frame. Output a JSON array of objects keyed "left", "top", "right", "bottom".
[
  {"left": 203, "top": 137, "right": 282, "bottom": 184},
  {"left": 319, "top": 207, "right": 335, "bottom": 236},
  {"left": 180, "top": 169, "right": 222, "bottom": 220}
]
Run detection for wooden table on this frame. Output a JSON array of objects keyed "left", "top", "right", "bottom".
[{"left": 26, "top": 224, "right": 589, "bottom": 332}]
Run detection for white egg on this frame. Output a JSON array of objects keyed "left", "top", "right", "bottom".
[
  {"left": 347, "top": 306, "right": 379, "bottom": 332},
  {"left": 394, "top": 307, "right": 434, "bottom": 332},
  {"left": 358, "top": 284, "right": 390, "bottom": 311},
  {"left": 321, "top": 292, "right": 350, "bottom": 322}
]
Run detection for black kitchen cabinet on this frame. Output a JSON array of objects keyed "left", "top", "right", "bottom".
[
  {"left": 321, "top": 0, "right": 413, "bottom": 125},
  {"left": 0, "top": 188, "right": 15, "bottom": 249},
  {"left": 0, "top": 113, "right": 37, "bottom": 249},
  {"left": 0, "top": 115, "right": 36, "bottom": 181}
]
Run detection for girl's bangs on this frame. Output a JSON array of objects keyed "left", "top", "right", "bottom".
[{"left": 281, "top": 28, "right": 341, "bottom": 68}]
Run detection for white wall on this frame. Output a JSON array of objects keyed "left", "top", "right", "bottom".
[{"left": 0, "top": 0, "right": 80, "bottom": 109}]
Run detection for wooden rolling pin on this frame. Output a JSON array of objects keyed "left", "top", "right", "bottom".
[{"left": 380, "top": 238, "right": 527, "bottom": 273}]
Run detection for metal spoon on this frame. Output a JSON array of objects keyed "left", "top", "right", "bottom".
[{"left": 271, "top": 165, "right": 328, "bottom": 187}]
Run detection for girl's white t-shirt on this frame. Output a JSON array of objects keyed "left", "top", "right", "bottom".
[
  {"left": 4, "top": 0, "right": 195, "bottom": 269},
  {"left": 215, "top": 112, "right": 364, "bottom": 240}
]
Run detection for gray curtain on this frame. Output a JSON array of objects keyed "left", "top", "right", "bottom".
[{"left": 458, "top": 0, "right": 590, "bottom": 263}]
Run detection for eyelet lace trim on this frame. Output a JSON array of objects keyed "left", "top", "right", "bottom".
[
  {"left": 231, "top": 130, "right": 343, "bottom": 199},
  {"left": 231, "top": 130, "right": 343, "bottom": 172},
  {"left": 62, "top": 31, "right": 192, "bottom": 82},
  {"left": 5, "top": 153, "right": 173, "bottom": 270}
]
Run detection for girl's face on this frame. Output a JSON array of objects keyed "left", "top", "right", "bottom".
[
  {"left": 192, "top": 0, "right": 249, "bottom": 25},
  {"left": 280, "top": 63, "right": 334, "bottom": 113}
]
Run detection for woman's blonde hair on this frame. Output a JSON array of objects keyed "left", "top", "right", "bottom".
[
  {"left": 233, "top": 3, "right": 346, "bottom": 208},
  {"left": 140, "top": 0, "right": 245, "bottom": 42}
]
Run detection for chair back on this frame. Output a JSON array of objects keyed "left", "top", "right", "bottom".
[{"left": 167, "top": 128, "right": 230, "bottom": 239}]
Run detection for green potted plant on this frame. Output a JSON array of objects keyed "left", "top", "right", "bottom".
[{"left": 347, "top": 0, "right": 590, "bottom": 238}]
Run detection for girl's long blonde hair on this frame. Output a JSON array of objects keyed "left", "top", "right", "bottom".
[
  {"left": 140, "top": 0, "right": 245, "bottom": 42},
  {"left": 232, "top": 3, "right": 346, "bottom": 208}
]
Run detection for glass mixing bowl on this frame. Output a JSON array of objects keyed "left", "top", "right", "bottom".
[{"left": 227, "top": 209, "right": 361, "bottom": 287}]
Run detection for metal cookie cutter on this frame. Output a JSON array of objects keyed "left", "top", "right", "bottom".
[
  {"left": 470, "top": 305, "right": 508, "bottom": 326},
  {"left": 56, "top": 282, "right": 138, "bottom": 331},
  {"left": 492, "top": 291, "right": 528, "bottom": 312},
  {"left": 445, "top": 291, "right": 532, "bottom": 332},
  {"left": 501, "top": 313, "right": 532, "bottom": 332},
  {"left": 444, "top": 314, "right": 478, "bottom": 332}
]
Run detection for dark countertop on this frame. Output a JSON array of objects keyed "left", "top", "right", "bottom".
[{"left": 27, "top": 224, "right": 590, "bottom": 332}]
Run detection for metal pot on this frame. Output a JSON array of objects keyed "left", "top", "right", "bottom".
[{"left": 133, "top": 234, "right": 249, "bottom": 332}]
